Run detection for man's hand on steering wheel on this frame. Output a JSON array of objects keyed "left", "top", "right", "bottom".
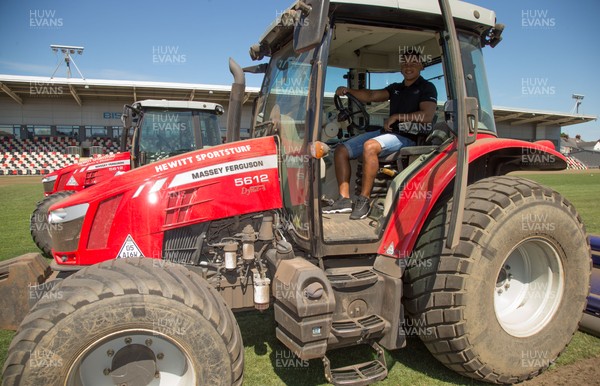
[{"left": 333, "top": 88, "right": 370, "bottom": 132}]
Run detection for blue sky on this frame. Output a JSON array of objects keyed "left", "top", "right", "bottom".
[{"left": 0, "top": 0, "right": 598, "bottom": 139}]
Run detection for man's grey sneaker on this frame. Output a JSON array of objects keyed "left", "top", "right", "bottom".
[
  {"left": 322, "top": 196, "right": 352, "bottom": 214},
  {"left": 350, "top": 195, "right": 371, "bottom": 220}
]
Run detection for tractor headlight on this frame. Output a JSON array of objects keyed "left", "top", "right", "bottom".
[
  {"left": 48, "top": 203, "right": 89, "bottom": 253},
  {"left": 41, "top": 175, "right": 58, "bottom": 184},
  {"left": 48, "top": 203, "right": 89, "bottom": 224},
  {"left": 42, "top": 175, "right": 58, "bottom": 194}
]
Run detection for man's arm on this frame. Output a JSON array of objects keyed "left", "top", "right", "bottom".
[
  {"left": 384, "top": 101, "right": 437, "bottom": 131},
  {"left": 336, "top": 86, "right": 389, "bottom": 103}
]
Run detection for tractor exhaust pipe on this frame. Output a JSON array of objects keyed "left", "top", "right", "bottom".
[{"left": 226, "top": 57, "right": 245, "bottom": 143}]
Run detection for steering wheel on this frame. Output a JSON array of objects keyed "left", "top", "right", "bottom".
[{"left": 334, "top": 93, "right": 370, "bottom": 133}]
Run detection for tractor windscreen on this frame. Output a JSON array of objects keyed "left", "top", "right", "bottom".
[
  {"left": 459, "top": 32, "right": 496, "bottom": 134},
  {"left": 138, "top": 109, "right": 222, "bottom": 163}
]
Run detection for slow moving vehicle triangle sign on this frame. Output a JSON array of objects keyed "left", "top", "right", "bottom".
[
  {"left": 117, "top": 234, "right": 144, "bottom": 258},
  {"left": 66, "top": 175, "right": 78, "bottom": 186}
]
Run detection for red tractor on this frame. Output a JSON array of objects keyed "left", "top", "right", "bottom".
[
  {"left": 4, "top": 0, "right": 591, "bottom": 385},
  {"left": 30, "top": 99, "right": 225, "bottom": 257}
]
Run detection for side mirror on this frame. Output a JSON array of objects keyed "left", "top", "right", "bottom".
[
  {"left": 293, "top": 0, "right": 330, "bottom": 53},
  {"left": 121, "top": 104, "right": 141, "bottom": 130},
  {"left": 483, "top": 24, "right": 505, "bottom": 48},
  {"left": 121, "top": 106, "right": 133, "bottom": 130}
]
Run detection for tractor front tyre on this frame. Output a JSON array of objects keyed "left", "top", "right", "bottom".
[
  {"left": 30, "top": 191, "right": 76, "bottom": 257},
  {"left": 2, "top": 257, "right": 244, "bottom": 386},
  {"left": 404, "top": 176, "right": 591, "bottom": 383}
]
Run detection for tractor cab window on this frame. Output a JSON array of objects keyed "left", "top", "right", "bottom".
[
  {"left": 139, "top": 110, "right": 195, "bottom": 163},
  {"left": 138, "top": 109, "right": 221, "bottom": 164},
  {"left": 252, "top": 42, "right": 314, "bottom": 240},
  {"left": 459, "top": 32, "right": 496, "bottom": 133},
  {"left": 198, "top": 112, "right": 222, "bottom": 148},
  {"left": 321, "top": 24, "right": 447, "bottom": 146}
]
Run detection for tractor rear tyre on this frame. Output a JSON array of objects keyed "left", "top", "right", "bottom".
[
  {"left": 30, "top": 191, "right": 76, "bottom": 257},
  {"left": 2, "top": 257, "right": 244, "bottom": 386},
  {"left": 404, "top": 176, "right": 590, "bottom": 383}
]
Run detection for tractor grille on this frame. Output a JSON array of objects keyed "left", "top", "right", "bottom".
[
  {"left": 164, "top": 187, "right": 199, "bottom": 227},
  {"left": 162, "top": 223, "right": 209, "bottom": 265}
]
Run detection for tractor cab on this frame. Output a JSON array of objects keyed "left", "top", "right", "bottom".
[
  {"left": 121, "top": 99, "right": 225, "bottom": 167},
  {"left": 250, "top": 0, "right": 503, "bottom": 257}
]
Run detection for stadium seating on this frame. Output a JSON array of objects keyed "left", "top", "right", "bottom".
[
  {"left": 0, "top": 137, "right": 82, "bottom": 175},
  {"left": 0, "top": 136, "right": 126, "bottom": 175},
  {"left": 91, "top": 137, "right": 120, "bottom": 154},
  {"left": 565, "top": 155, "right": 588, "bottom": 170}
]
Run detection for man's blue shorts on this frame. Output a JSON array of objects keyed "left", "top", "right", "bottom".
[{"left": 342, "top": 130, "right": 416, "bottom": 159}]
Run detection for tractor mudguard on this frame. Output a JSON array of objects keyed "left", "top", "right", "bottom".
[{"left": 378, "top": 136, "right": 567, "bottom": 259}]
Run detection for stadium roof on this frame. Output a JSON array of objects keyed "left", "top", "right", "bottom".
[
  {"left": 0, "top": 74, "right": 260, "bottom": 106},
  {"left": 493, "top": 105, "right": 596, "bottom": 128},
  {"left": 0, "top": 74, "right": 597, "bottom": 127}
]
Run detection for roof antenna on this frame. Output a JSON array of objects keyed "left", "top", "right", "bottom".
[{"left": 50, "top": 45, "right": 86, "bottom": 80}]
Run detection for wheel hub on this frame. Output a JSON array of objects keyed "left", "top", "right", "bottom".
[
  {"left": 67, "top": 330, "right": 196, "bottom": 386},
  {"left": 110, "top": 344, "right": 157, "bottom": 386},
  {"left": 495, "top": 267, "right": 508, "bottom": 288},
  {"left": 493, "top": 238, "right": 564, "bottom": 337}
]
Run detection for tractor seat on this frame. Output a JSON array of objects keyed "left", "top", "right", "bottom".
[
  {"left": 376, "top": 122, "right": 452, "bottom": 169},
  {"left": 355, "top": 122, "right": 452, "bottom": 198}
]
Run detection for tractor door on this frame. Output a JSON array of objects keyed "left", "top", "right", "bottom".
[
  {"left": 314, "top": 23, "right": 449, "bottom": 254},
  {"left": 251, "top": 42, "right": 319, "bottom": 249}
]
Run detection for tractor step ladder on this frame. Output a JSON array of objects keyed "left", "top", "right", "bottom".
[
  {"left": 326, "top": 269, "right": 379, "bottom": 289},
  {"left": 323, "top": 342, "right": 388, "bottom": 386},
  {"left": 331, "top": 315, "right": 387, "bottom": 339}
]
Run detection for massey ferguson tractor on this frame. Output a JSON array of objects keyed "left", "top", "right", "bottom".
[
  {"left": 4, "top": 0, "right": 592, "bottom": 385},
  {"left": 30, "top": 99, "right": 225, "bottom": 257}
]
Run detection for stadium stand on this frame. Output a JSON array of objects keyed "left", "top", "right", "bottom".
[
  {"left": 91, "top": 137, "right": 120, "bottom": 154},
  {"left": 0, "top": 136, "right": 81, "bottom": 175},
  {"left": 565, "top": 155, "right": 588, "bottom": 170},
  {"left": 568, "top": 151, "right": 600, "bottom": 169},
  {"left": 0, "top": 135, "right": 128, "bottom": 175}
]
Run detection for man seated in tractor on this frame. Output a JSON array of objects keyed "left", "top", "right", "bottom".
[{"left": 323, "top": 50, "right": 438, "bottom": 220}]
